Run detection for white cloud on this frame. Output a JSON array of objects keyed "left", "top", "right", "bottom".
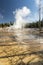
[
  {"left": 35, "top": 0, "right": 43, "bottom": 7},
  {"left": 13, "top": 6, "right": 31, "bottom": 28},
  {"left": 35, "top": 0, "right": 43, "bottom": 20},
  {"left": 35, "top": 0, "right": 39, "bottom": 6}
]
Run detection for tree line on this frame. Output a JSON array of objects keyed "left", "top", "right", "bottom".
[
  {"left": 25, "top": 20, "right": 43, "bottom": 28},
  {"left": 0, "top": 20, "right": 43, "bottom": 28},
  {"left": 0, "top": 21, "right": 14, "bottom": 28}
]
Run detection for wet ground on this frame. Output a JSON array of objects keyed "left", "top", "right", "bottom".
[{"left": 0, "top": 28, "right": 43, "bottom": 65}]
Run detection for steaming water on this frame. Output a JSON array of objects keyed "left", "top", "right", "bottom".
[
  {"left": 0, "top": 28, "right": 43, "bottom": 44},
  {"left": 14, "top": 28, "right": 43, "bottom": 43}
]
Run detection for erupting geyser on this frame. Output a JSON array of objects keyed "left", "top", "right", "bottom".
[
  {"left": 13, "top": 6, "right": 31, "bottom": 29},
  {"left": 8, "top": 6, "right": 31, "bottom": 42},
  {"left": 8, "top": 6, "right": 31, "bottom": 31}
]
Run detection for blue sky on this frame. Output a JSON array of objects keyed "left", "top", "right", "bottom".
[{"left": 0, "top": 0, "right": 42, "bottom": 23}]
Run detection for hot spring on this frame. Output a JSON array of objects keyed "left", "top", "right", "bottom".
[{"left": 7, "top": 6, "right": 43, "bottom": 43}]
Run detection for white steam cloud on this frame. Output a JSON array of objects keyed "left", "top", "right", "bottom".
[
  {"left": 13, "top": 6, "right": 31, "bottom": 28},
  {"left": 35, "top": 0, "right": 43, "bottom": 20},
  {"left": 35, "top": 0, "right": 43, "bottom": 6},
  {"left": 35, "top": 0, "right": 39, "bottom": 6}
]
